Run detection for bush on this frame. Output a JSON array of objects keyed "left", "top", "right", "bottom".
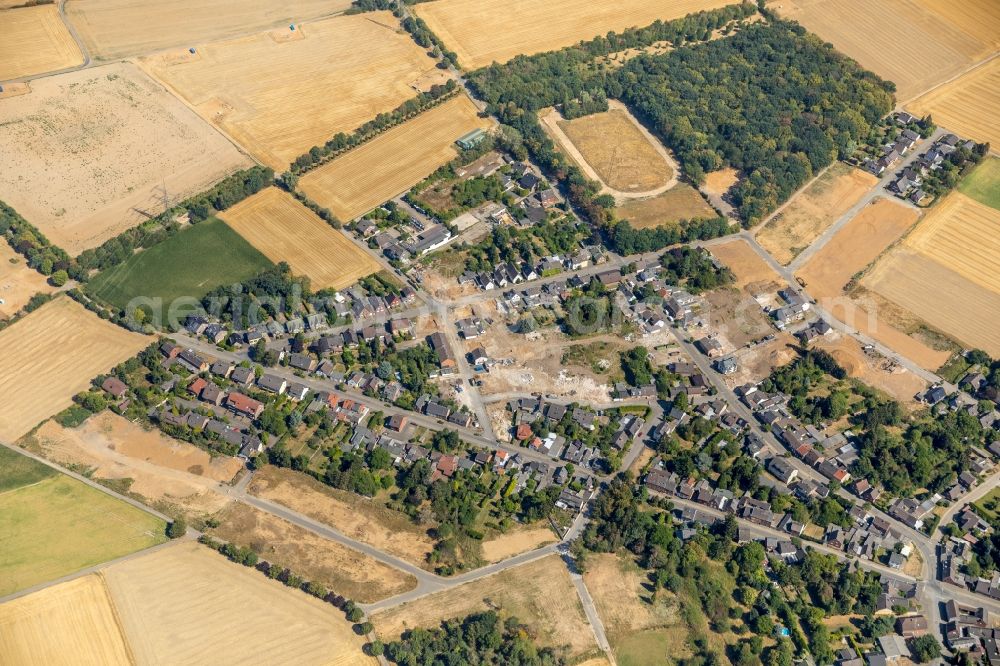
[{"left": 166, "top": 517, "right": 187, "bottom": 539}]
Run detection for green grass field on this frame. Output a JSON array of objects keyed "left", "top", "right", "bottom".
[
  {"left": 87, "top": 217, "right": 273, "bottom": 311},
  {"left": 0, "top": 452, "right": 167, "bottom": 595},
  {"left": 615, "top": 628, "right": 685, "bottom": 666},
  {"left": 958, "top": 157, "right": 1000, "bottom": 211}
]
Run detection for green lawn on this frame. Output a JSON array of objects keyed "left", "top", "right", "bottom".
[
  {"left": 616, "top": 628, "right": 687, "bottom": 666},
  {"left": 0, "top": 445, "right": 56, "bottom": 493},
  {"left": 88, "top": 217, "right": 273, "bottom": 311},
  {"left": 0, "top": 470, "right": 167, "bottom": 595},
  {"left": 958, "top": 157, "right": 1000, "bottom": 211}
]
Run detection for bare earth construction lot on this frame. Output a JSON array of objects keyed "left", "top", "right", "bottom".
[
  {"left": 0, "top": 4, "right": 83, "bottom": 81},
  {"left": 0, "top": 297, "right": 149, "bottom": 442},
  {"left": 221, "top": 187, "right": 380, "bottom": 290},
  {"left": 140, "top": 12, "right": 442, "bottom": 170},
  {"left": 300, "top": 93, "right": 493, "bottom": 221},
  {"left": 0, "top": 62, "right": 251, "bottom": 255},
  {"left": 66, "top": 0, "right": 352, "bottom": 59},
  {"left": 414, "top": 0, "right": 734, "bottom": 69}
]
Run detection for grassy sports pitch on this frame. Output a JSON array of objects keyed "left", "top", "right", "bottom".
[{"left": 88, "top": 217, "right": 273, "bottom": 311}]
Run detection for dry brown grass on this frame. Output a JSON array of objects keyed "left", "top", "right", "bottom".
[
  {"left": 582, "top": 553, "right": 680, "bottom": 642},
  {"left": 709, "top": 238, "right": 783, "bottom": 290},
  {"left": 480, "top": 526, "right": 556, "bottom": 564},
  {"left": 614, "top": 185, "right": 717, "bottom": 229},
  {"left": 414, "top": 0, "right": 734, "bottom": 69},
  {"left": 906, "top": 57, "right": 1000, "bottom": 149},
  {"left": 774, "top": 0, "right": 997, "bottom": 102},
  {"left": 65, "top": 0, "right": 352, "bottom": 59},
  {"left": 221, "top": 187, "right": 380, "bottom": 290},
  {"left": 139, "top": 12, "right": 442, "bottom": 170},
  {"left": 0, "top": 297, "right": 149, "bottom": 442},
  {"left": 0, "top": 62, "right": 252, "bottom": 255},
  {"left": 250, "top": 466, "right": 437, "bottom": 569},
  {"left": 0, "top": 5, "right": 83, "bottom": 81},
  {"left": 755, "top": 164, "right": 878, "bottom": 265},
  {"left": 0, "top": 575, "right": 132, "bottom": 666},
  {"left": 372, "top": 554, "right": 598, "bottom": 659},
  {"left": 300, "top": 93, "right": 493, "bottom": 221},
  {"left": 207, "top": 502, "right": 417, "bottom": 603},
  {"left": 0, "top": 243, "right": 54, "bottom": 320},
  {"left": 701, "top": 168, "right": 740, "bottom": 197},
  {"left": 105, "top": 541, "right": 374, "bottom": 666}
]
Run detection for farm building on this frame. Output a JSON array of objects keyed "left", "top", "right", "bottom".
[{"left": 456, "top": 128, "right": 487, "bottom": 150}]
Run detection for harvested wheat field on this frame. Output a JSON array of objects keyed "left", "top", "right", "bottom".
[
  {"left": 207, "top": 502, "right": 417, "bottom": 603},
  {"left": 615, "top": 185, "right": 718, "bottom": 230},
  {"left": 0, "top": 298, "right": 149, "bottom": 442},
  {"left": 480, "top": 526, "right": 556, "bottom": 564},
  {"left": 907, "top": 58, "right": 1000, "bottom": 149},
  {"left": 812, "top": 332, "right": 928, "bottom": 406},
  {"left": 300, "top": 93, "right": 493, "bottom": 221},
  {"left": 250, "top": 466, "right": 437, "bottom": 569},
  {"left": 373, "top": 554, "right": 597, "bottom": 659},
  {"left": 65, "top": 0, "right": 352, "bottom": 59},
  {"left": 104, "top": 541, "right": 374, "bottom": 666},
  {"left": 414, "top": 0, "right": 734, "bottom": 69},
  {"left": 221, "top": 187, "right": 380, "bottom": 290},
  {"left": 140, "top": 12, "right": 442, "bottom": 170},
  {"left": 0, "top": 62, "right": 251, "bottom": 255},
  {"left": 543, "top": 101, "right": 676, "bottom": 195},
  {"left": 0, "top": 4, "right": 83, "bottom": 81},
  {"left": 756, "top": 164, "right": 879, "bottom": 264},
  {"left": 0, "top": 575, "right": 132, "bottom": 666},
  {"left": 773, "top": 0, "right": 997, "bottom": 101},
  {"left": 583, "top": 553, "right": 681, "bottom": 643},
  {"left": 0, "top": 243, "right": 54, "bottom": 320},
  {"left": 709, "top": 238, "right": 783, "bottom": 291}
]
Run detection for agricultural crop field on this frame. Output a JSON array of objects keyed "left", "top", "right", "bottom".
[
  {"left": 613, "top": 185, "right": 718, "bottom": 230},
  {"left": 0, "top": 242, "right": 54, "bottom": 320},
  {"left": 958, "top": 157, "right": 1000, "bottom": 210},
  {"left": 414, "top": 0, "right": 734, "bottom": 69},
  {"left": 372, "top": 554, "right": 598, "bottom": 659},
  {"left": 87, "top": 217, "right": 273, "bottom": 312},
  {"left": 139, "top": 12, "right": 442, "bottom": 170},
  {"left": 65, "top": 0, "right": 352, "bottom": 59},
  {"left": 221, "top": 188, "right": 380, "bottom": 290},
  {"left": 300, "top": 93, "right": 492, "bottom": 221},
  {"left": 755, "top": 163, "right": 879, "bottom": 264},
  {"left": 0, "top": 62, "right": 251, "bottom": 255},
  {"left": 0, "top": 576, "right": 132, "bottom": 666},
  {"left": 0, "top": 4, "right": 83, "bottom": 81},
  {"left": 0, "top": 297, "right": 149, "bottom": 442},
  {"left": 906, "top": 58, "right": 1000, "bottom": 149},
  {"left": 0, "top": 445, "right": 166, "bottom": 595},
  {"left": 104, "top": 542, "right": 374, "bottom": 666},
  {"left": 774, "top": 0, "right": 999, "bottom": 101}
]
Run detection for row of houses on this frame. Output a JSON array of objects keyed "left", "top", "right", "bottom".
[
  {"left": 459, "top": 245, "right": 608, "bottom": 293},
  {"left": 887, "top": 132, "right": 980, "bottom": 204}
]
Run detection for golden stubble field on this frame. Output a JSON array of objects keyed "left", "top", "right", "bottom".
[
  {"left": 0, "top": 62, "right": 252, "bottom": 255},
  {"left": 300, "top": 93, "right": 493, "bottom": 221},
  {"left": 65, "top": 0, "right": 352, "bottom": 59},
  {"left": 373, "top": 554, "right": 599, "bottom": 659},
  {"left": 0, "top": 297, "right": 149, "bottom": 442},
  {"left": 0, "top": 243, "right": 55, "bottom": 320},
  {"left": 906, "top": 57, "right": 1000, "bottom": 149},
  {"left": 221, "top": 187, "right": 380, "bottom": 290},
  {"left": 414, "top": 0, "right": 734, "bottom": 69},
  {"left": 139, "top": 12, "right": 444, "bottom": 170},
  {"left": 0, "top": 4, "right": 83, "bottom": 81},
  {"left": 104, "top": 542, "right": 375, "bottom": 666},
  {"left": 773, "top": 0, "right": 1000, "bottom": 102},
  {"left": 755, "top": 163, "right": 879, "bottom": 265}
]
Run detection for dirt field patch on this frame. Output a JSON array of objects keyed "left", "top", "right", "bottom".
[
  {"left": 0, "top": 297, "right": 149, "bottom": 442},
  {"left": 703, "top": 287, "right": 777, "bottom": 350},
  {"left": 709, "top": 238, "right": 783, "bottom": 291},
  {"left": 65, "top": 0, "right": 352, "bottom": 59},
  {"left": 373, "top": 554, "right": 597, "bottom": 659},
  {"left": 812, "top": 332, "right": 928, "bottom": 406},
  {"left": 774, "top": 0, "right": 997, "bottom": 102},
  {"left": 755, "top": 163, "right": 879, "bottom": 265},
  {"left": 207, "top": 502, "right": 417, "bottom": 603},
  {"left": 139, "top": 12, "right": 441, "bottom": 170},
  {"left": 614, "top": 185, "right": 718, "bottom": 229},
  {"left": 221, "top": 187, "right": 380, "bottom": 290},
  {"left": 702, "top": 168, "right": 740, "bottom": 198},
  {"left": 0, "top": 62, "right": 251, "bottom": 255},
  {"left": 414, "top": 0, "right": 734, "bottom": 69},
  {"left": 0, "top": 575, "right": 132, "bottom": 666},
  {"left": 250, "top": 466, "right": 437, "bottom": 569},
  {"left": 0, "top": 4, "right": 83, "bottom": 81},
  {"left": 480, "top": 526, "right": 556, "bottom": 564},
  {"left": 906, "top": 57, "right": 1000, "bottom": 152},
  {"left": 300, "top": 93, "right": 492, "bottom": 221},
  {"left": 0, "top": 243, "right": 54, "bottom": 320},
  {"left": 105, "top": 541, "right": 374, "bottom": 665}
]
